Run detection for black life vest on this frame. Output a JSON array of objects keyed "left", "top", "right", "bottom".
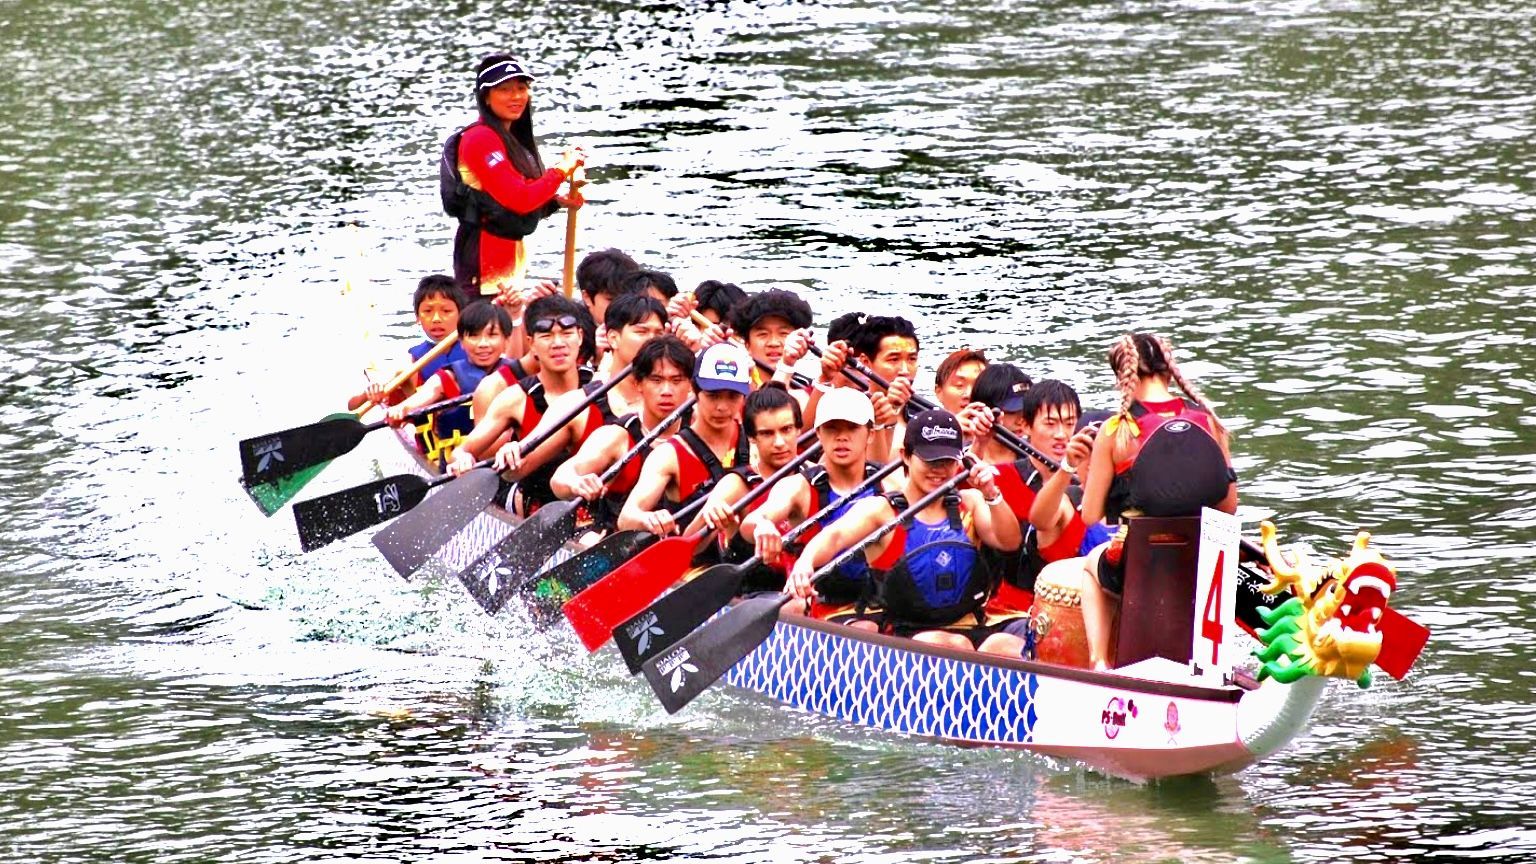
[
  {"left": 797, "top": 462, "right": 884, "bottom": 604},
  {"left": 1105, "top": 400, "right": 1232, "bottom": 523},
  {"left": 440, "top": 123, "right": 543, "bottom": 240}
]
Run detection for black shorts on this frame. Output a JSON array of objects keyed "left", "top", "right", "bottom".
[{"left": 1095, "top": 551, "right": 1125, "bottom": 596}]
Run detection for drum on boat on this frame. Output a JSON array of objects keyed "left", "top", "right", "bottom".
[{"left": 1029, "top": 557, "right": 1092, "bottom": 668}]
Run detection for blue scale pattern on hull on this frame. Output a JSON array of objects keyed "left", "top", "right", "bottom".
[{"left": 725, "top": 620, "right": 1040, "bottom": 745}]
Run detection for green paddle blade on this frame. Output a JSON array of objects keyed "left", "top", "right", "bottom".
[
  {"left": 641, "top": 593, "right": 789, "bottom": 714},
  {"left": 242, "top": 460, "right": 333, "bottom": 516},
  {"left": 292, "top": 473, "right": 431, "bottom": 552},
  {"left": 517, "top": 530, "right": 658, "bottom": 627},
  {"left": 239, "top": 411, "right": 354, "bottom": 516},
  {"left": 613, "top": 562, "right": 745, "bottom": 674}
]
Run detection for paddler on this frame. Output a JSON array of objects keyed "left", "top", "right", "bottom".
[
  {"left": 788, "top": 409, "right": 1026, "bottom": 656},
  {"left": 1071, "top": 332, "right": 1239, "bottom": 670}
]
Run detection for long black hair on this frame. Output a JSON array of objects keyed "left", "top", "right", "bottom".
[{"left": 473, "top": 53, "right": 546, "bottom": 181}]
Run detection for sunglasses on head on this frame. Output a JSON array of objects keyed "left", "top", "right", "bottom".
[{"left": 529, "top": 314, "right": 581, "bottom": 335}]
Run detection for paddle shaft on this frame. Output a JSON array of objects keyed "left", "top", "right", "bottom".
[
  {"left": 610, "top": 457, "right": 906, "bottom": 673},
  {"left": 640, "top": 463, "right": 976, "bottom": 713},
  {"left": 729, "top": 458, "right": 902, "bottom": 574},
  {"left": 595, "top": 396, "right": 697, "bottom": 486},
  {"left": 355, "top": 331, "right": 463, "bottom": 418}
]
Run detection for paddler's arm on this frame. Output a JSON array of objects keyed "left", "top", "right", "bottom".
[
  {"left": 1030, "top": 424, "right": 1095, "bottom": 542},
  {"left": 551, "top": 424, "right": 625, "bottom": 501},
  {"left": 384, "top": 372, "right": 447, "bottom": 426},
  {"left": 786, "top": 496, "right": 891, "bottom": 600},
  {"left": 690, "top": 471, "right": 749, "bottom": 537},
  {"left": 616, "top": 446, "right": 681, "bottom": 535},
  {"left": 447, "top": 385, "right": 523, "bottom": 470},
  {"left": 740, "top": 473, "right": 810, "bottom": 546},
  {"left": 495, "top": 388, "right": 585, "bottom": 479},
  {"left": 1079, "top": 425, "right": 1117, "bottom": 526},
  {"left": 964, "top": 461, "right": 1021, "bottom": 552}
]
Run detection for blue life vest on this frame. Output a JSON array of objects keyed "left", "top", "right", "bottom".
[
  {"left": 408, "top": 339, "right": 468, "bottom": 384},
  {"left": 435, "top": 357, "right": 513, "bottom": 440},
  {"left": 805, "top": 462, "right": 883, "bottom": 604},
  {"left": 875, "top": 492, "right": 990, "bottom": 627}
]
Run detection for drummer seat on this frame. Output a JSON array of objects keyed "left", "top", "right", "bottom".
[{"left": 1112, "top": 516, "right": 1202, "bottom": 668}]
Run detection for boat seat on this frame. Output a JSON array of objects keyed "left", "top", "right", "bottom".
[{"left": 1113, "top": 516, "right": 1202, "bottom": 669}]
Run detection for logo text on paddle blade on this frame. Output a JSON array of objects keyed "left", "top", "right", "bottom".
[
  {"left": 253, "top": 438, "right": 284, "bottom": 472},
  {"left": 655, "top": 646, "right": 699, "bottom": 693}
]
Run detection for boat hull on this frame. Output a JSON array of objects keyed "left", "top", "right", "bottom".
[{"left": 724, "top": 611, "right": 1319, "bottom": 782}]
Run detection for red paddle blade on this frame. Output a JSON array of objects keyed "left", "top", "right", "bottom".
[
  {"left": 1374, "top": 608, "right": 1430, "bottom": 680},
  {"left": 563, "top": 533, "right": 702, "bottom": 652}
]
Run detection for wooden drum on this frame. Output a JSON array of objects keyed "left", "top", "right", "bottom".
[{"left": 1030, "top": 558, "right": 1091, "bottom": 668}]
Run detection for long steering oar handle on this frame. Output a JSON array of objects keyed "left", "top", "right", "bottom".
[
  {"left": 641, "top": 463, "right": 973, "bottom": 713},
  {"left": 561, "top": 166, "right": 586, "bottom": 299},
  {"left": 611, "top": 458, "right": 903, "bottom": 674},
  {"left": 560, "top": 436, "right": 823, "bottom": 652}
]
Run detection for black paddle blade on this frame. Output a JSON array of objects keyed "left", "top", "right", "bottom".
[
  {"left": 614, "top": 563, "right": 745, "bottom": 674},
  {"left": 292, "top": 473, "right": 430, "bottom": 552},
  {"left": 454, "top": 499, "right": 586, "bottom": 615},
  {"left": 641, "top": 594, "right": 788, "bottom": 714},
  {"left": 239, "top": 413, "right": 367, "bottom": 485},
  {"left": 372, "top": 468, "right": 503, "bottom": 576},
  {"left": 517, "top": 530, "right": 657, "bottom": 628}
]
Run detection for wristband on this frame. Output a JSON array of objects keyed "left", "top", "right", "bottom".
[
  {"left": 983, "top": 491, "right": 1005, "bottom": 507},
  {"left": 873, "top": 423, "right": 896, "bottom": 432},
  {"left": 774, "top": 362, "right": 794, "bottom": 377},
  {"left": 1060, "top": 460, "right": 1077, "bottom": 475},
  {"left": 814, "top": 379, "right": 835, "bottom": 393}
]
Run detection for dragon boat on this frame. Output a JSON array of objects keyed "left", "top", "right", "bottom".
[
  {"left": 701, "top": 516, "right": 1426, "bottom": 782},
  {"left": 389, "top": 427, "right": 1427, "bottom": 782}
]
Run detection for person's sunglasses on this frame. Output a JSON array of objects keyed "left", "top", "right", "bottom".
[{"left": 529, "top": 314, "right": 580, "bottom": 335}]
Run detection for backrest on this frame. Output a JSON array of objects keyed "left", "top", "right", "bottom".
[{"left": 1113, "top": 516, "right": 1202, "bottom": 668}]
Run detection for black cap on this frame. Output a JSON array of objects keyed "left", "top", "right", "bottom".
[
  {"left": 903, "top": 409, "right": 965, "bottom": 462},
  {"left": 477, "top": 58, "right": 536, "bottom": 90},
  {"left": 1077, "top": 409, "right": 1115, "bottom": 433},
  {"left": 971, "top": 363, "right": 1032, "bottom": 414}
]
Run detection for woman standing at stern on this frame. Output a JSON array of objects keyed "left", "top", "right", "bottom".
[{"left": 447, "top": 54, "right": 585, "bottom": 297}]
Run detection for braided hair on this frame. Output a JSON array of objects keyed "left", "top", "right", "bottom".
[{"left": 1106, "top": 332, "right": 1227, "bottom": 451}]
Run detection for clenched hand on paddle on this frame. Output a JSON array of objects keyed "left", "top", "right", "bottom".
[
  {"left": 611, "top": 458, "right": 902, "bottom": 674},
  {"left": 239, "top": 333, "right": 463, "bottom": 515},
  {"left": 561, "top": 436, "right": 824, "bottom": 652}
]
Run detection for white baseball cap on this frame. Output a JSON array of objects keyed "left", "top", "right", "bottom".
[{"left": 815, "top": 387, "right": 874, "bottom": 428}]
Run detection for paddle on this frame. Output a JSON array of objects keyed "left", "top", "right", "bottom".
[
  {"left": 562, "top": 436, "right": 825, "bottom": 652},
  {"left": 241, "top": 333, "right": 463, "bottom": 515},
  {"left": 370, "top": 365, "right": 637, "bottom": 575},
  {"left": 517, "top": 482, "right": 716, "bottom": 627},
  {"left": 613, "top": 458, "right": 903, "bottom": 674},
  {"left": 454, "top": 395, "right": 699, "bottom": 614},
  {"left": 641, "top": 462, "right": 972, "bottom": 714},
  {"left": 292, "top": 458, "right": 496, "bottom": 553},
  {"left": 239, "top": 392, "right": 471, "bottom": 486}
]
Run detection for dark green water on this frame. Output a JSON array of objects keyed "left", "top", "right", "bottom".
[{"left": 2, "top": 0, "right": 1532, "bottom": 861}]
